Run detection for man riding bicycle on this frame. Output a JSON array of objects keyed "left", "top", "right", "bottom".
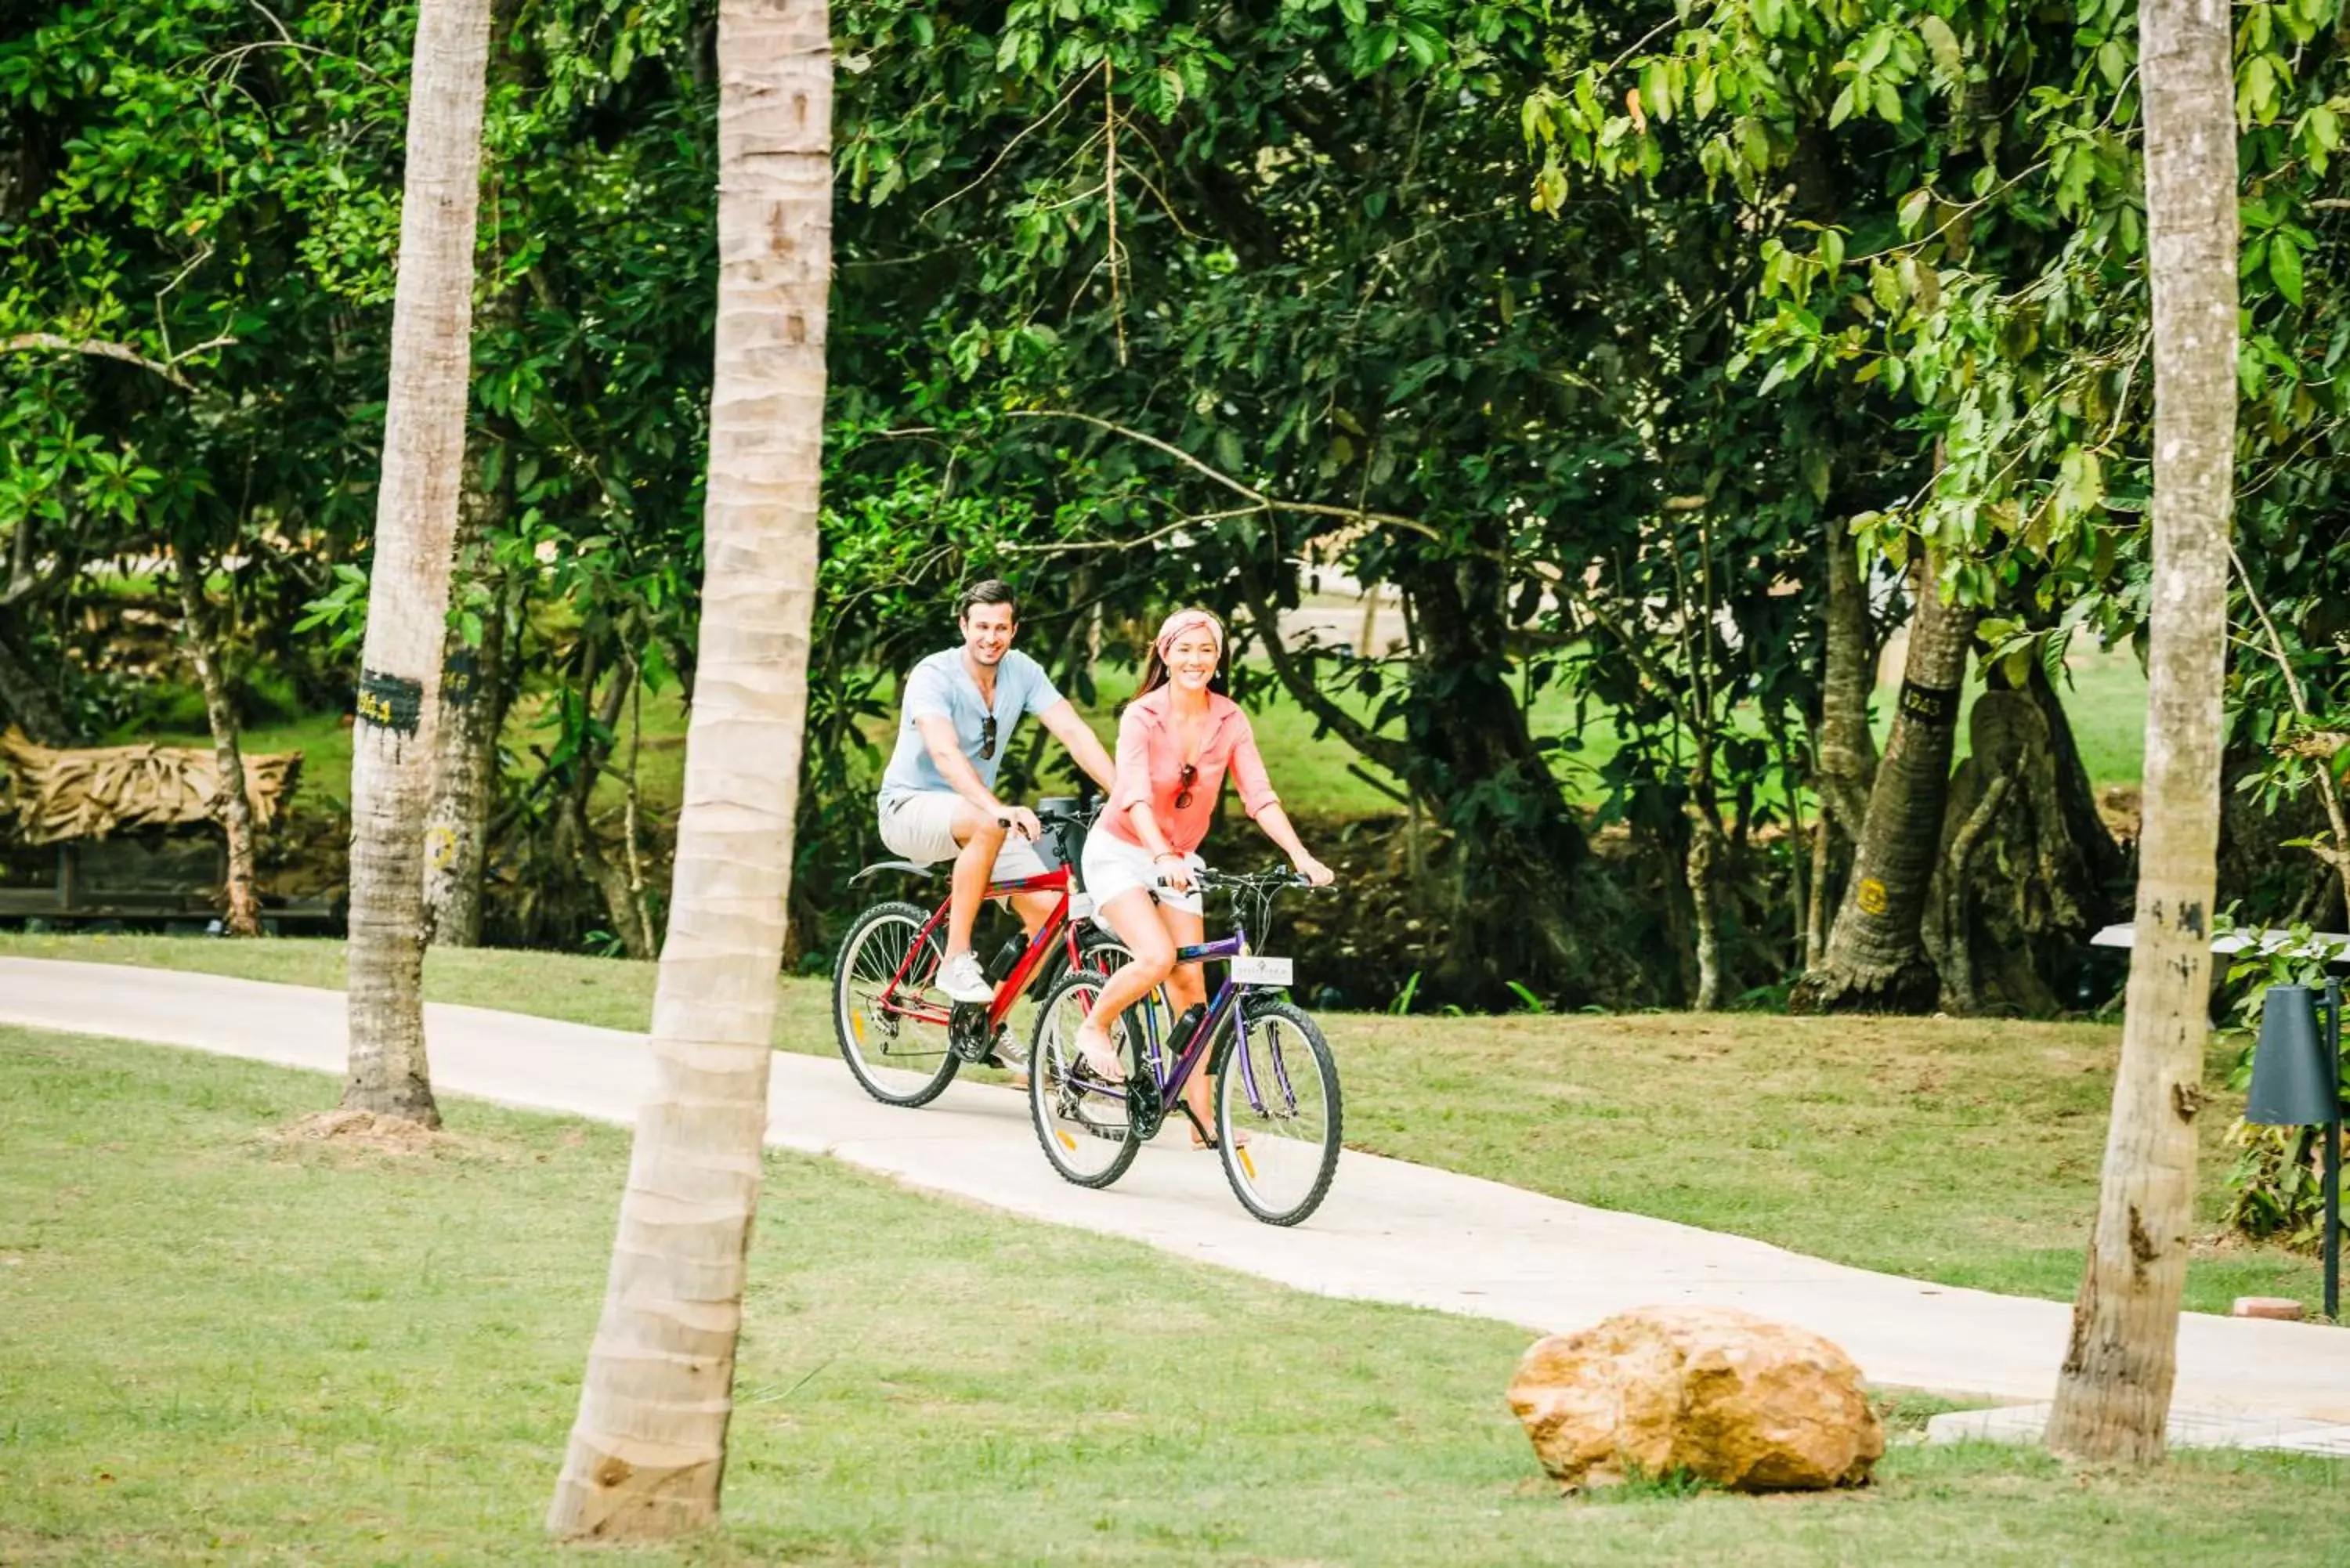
[{"left": 877, "top": 580, "right": 1118, "bottom": 1004}]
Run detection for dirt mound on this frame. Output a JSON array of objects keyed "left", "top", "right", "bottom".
[{"left": 269, "top": 1107, "right": 452, "bottom": 1155}]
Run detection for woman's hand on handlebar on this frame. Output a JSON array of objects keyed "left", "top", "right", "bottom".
[
  {"left": 1154, "top": 852, "right": 1196, "bottom": 894},
  {"left": 1290, "top": 852, "right": 1335, "bottom": 887}
]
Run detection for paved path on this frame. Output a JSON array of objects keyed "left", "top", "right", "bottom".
[{"left": 5, "top": 956, "right": 2348, "bottom": 1430}]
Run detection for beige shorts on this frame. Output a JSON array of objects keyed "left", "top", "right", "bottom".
[{"left": 877, "top": 792, "right": 1048, "bottom": 881}]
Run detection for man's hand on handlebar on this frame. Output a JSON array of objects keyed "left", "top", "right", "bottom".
[{"left": 994, "top": 806, "right": 1042, "bottom": 842}]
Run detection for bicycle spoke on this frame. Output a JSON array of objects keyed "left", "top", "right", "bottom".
[
  {"left": 1217, "top": 1002, "right": 1341, "bottom": 1226},
  {"left": 833, "top": 902, "right": 959, "bottom": 1107},
  {"left": 1029, "top": 972, "right": 1141, "bottom": 1188}
]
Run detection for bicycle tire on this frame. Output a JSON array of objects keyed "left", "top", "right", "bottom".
[
  {"left": 1027, "top": 970, "right": 1144, "bottom": 1189},
  {"left": 832, "top": 900, "right": 960, "bottom": 1108},
  {"left": 1213, "top": 998, "right": 1343, "bottom": 1227}
]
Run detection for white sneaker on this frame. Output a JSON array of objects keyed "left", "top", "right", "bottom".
[{"left": 939, "top": 952, "right": 995, "bottom": 1005}]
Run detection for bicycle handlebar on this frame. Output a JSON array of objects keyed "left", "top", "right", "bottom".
[{"left": 1165, "top": 866, "right": 1332, "bottom": 894}]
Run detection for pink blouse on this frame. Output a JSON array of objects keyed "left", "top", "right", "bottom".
[{"left": 1103, "top": 687, "right": 1281, "bottom": 854}]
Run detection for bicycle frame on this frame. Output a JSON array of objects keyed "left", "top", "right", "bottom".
[
  {"left": 1111, "top": 923, "right": 1294, "bottom": 1128},
  {"left": 877, "top": 864, "right": 1092, "bottom": 1033}
]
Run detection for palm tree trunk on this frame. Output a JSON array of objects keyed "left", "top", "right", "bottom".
[
  {"left": 1791, "top": 548, "right": 1976, "bottom": 1013},
  {"left": 547, "top": 0, "right": 829, "bottom": 1537},
  {"left": 172, "top": 552, "right": 263, "bottom": 937},
  {"left": 2045, "top": 0, "right": 2236, "bottom": 1465},
  {"left": 342, "top": 0, "right": 495, "bottom": 1127}
]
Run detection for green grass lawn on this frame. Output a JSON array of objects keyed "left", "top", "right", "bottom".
[
  {"left": 0, "top": 934, "right": 2315, "bottom": 1317},
  {"left": 3, "top": 1029, "right": 2343, "bottom": 1566}
]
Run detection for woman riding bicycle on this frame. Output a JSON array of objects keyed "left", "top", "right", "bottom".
[{"left": 1075, "top": 607, "right": 1334, "bottom": 1141}]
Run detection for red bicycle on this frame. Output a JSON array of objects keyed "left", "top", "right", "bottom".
[{"left": 830, "top": 797, "right": 1133, "bottom": 1107}]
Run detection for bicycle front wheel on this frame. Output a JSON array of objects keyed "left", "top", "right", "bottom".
[
  {"left": 832, "top": 900, "right": 959, "bottom": 1108},
  {"left": 1215, "top": 999, "right": 1342, "bottom": 1226},
  {"left": 1028, "top": 970, "right": 1143, "bottom": 1189}
]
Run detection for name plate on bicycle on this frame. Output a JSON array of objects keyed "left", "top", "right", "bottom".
[
  {"left": 1068, "top": 892, "right": 1095, "bottom": 919},
  {"left": 1231, "top": 955, "right": 1293, "bottom": 986}
]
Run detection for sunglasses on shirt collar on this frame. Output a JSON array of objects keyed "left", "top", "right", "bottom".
[
  {"left": 1175, "top": 761, "right": 1198, "bottom": 811},
  {"left": 980, "top": 714, "right": 998, "bottom": 761}
]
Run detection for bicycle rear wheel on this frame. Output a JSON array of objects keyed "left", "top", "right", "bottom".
[
  {"left": 832, "top": 900, "right": 960, "bottom": 1108},
  {"left": 1215, "top": 999, "right": 1342, "bottom": 1226},
  {"left": 1028, "top": 970, "right": 1144, "bottom": 1188}
]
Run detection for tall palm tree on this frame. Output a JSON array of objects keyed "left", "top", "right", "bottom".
[
  {"left": 547, "top": 0, "right": 830, "bottom": 1536},
  {"left": 2045, "top": 0, "right": 2236, "bottom": 1464},
  {"left": 341, "top": 0, "right": 497, "bottom": 1126}
]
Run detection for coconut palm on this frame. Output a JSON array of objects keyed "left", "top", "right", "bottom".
[
  {"left": 340, "top": 0, "right": 497, "bottom": 1126},
  {"left": 546, "top": 0, "right": 830, "bottom": 1536},
  {"left": 2045, "top": 0, "right": 2237, "bottom": 1464}
]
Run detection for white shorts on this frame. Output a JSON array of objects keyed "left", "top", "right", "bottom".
[
  {"left": 1081, "top": 829, "right": 1204, "bottom": 917},
  {"left": 877, "top": 792, "right": 1048, "bottom": 881}
]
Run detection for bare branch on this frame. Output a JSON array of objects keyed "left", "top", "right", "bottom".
[
  {"left": 1007, "top": 409, "right": 1443, "bottom": 542},
  {"left": 2278, "top": 729, "right": 2350, "bottom": 761},
  {"left": 1, "top": 331, "right": 236, "bottom": 392},
  {"left": 997, "top": 506, "right": 1267, "bottom": 558},
  {"left": 1235, "top": 573, "right": 1414, "bottom": 778},
  {"left": 918, "top": 63, "right": 1104, "bottom": 221},
  {"left": 4, "top": 334, "right": 194, "bottom": 389},
  {"left": 2231, "top": 539, "right": 2350, "bottom": 912}
]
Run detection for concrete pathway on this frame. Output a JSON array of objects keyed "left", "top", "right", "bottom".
[{"left": 5, "top": 956, "right": 2348, "bottom": 1435}]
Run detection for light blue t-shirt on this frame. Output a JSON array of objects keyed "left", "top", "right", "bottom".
[{"left": 879, "top": 649, "right": 1064, "bottom": 804}]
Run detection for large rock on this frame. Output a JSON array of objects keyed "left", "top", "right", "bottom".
[{"left": 1506, "top": 1306, "right": 1884, "bottom": 1492}]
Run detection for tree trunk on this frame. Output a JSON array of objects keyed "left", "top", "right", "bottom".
[
  {"left": 2017, "top": 656, "right": 2131, "bottom": 894},
  {"left": 547, "top": 0, "right": 828, "bottom": 1536},
  {"left": 0, "top": 616, "right": 66, "bottom": 743},
  {"left": 2045, "top": 0, "right": 2235, "bottom": 1465},
  {"left": 1686, "top": 813, "right": 1726, "bottom": 1010},
  {"left": 423, "top": 447, "right": 512, "bottom": 948},
  {"left": 341, "top": 0, "right": 495, "bottom": 1127},
  {"left": 559, "top": 653, "right": 657, "bottom": 961},
  {"left": 1790, "top": 550, "right": 1977, "bottom": 1013},
  {"left": 1401, "top": 553, "right": 1593, "bottom": 1009},
  {"left": 1806, "top": 520, "right": 1878, "bottom": 970},
  {"left": 172, "top": 555, "right": 262, "bottom": 937},
  {"left": 1929, "top": 670, "right": 2129, "bottom": 1016},
  {"left": 1813, "top": 522, "right": 1878, "bottom": 836},
  {"left": 1241, "top": 558, "right": 1593, "bottom": 1006}
]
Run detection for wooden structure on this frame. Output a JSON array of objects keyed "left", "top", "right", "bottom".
[{"left": 0, "top": 728, "right": 335, "bottom": 929}]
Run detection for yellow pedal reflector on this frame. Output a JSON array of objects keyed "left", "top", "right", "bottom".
[
  {"left": 1057, "top": 1129, "right": 1077, "bottom": 1152},
  {"left": 1238, "top": 1147, "right": 1258, "bottom": 1180}
]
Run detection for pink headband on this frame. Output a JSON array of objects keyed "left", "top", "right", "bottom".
[{"left": 1154, "top": 609, "right": 1225, "bottom": 656}]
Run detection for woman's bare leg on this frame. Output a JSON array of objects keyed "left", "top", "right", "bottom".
[{"left": 1073, "top": 888, "right": 1170, "bottom": 1079}]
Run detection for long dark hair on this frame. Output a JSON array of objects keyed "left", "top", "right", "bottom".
[{"left": 1137, "top": 608, "right": 1230, "bottom": 697}]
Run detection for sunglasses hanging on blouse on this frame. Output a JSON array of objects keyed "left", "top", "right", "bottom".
[{"left": 1175, "top": 761, "right": 1198, "bottom": 811}]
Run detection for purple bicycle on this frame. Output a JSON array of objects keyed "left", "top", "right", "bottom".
[{"left": 1025, "top": 867, "right": 1342, "bottom": 1227}]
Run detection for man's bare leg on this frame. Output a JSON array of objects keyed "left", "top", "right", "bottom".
[{"left": 943, "top": 811, "right": 1009, "bottom": 962}]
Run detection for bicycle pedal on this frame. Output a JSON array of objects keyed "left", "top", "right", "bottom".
[{"left": 947, "top": 1002, "right": 994, "bottom": 1064}]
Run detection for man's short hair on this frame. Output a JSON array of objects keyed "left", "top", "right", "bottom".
[{"left": 958, "top": 580, "right": 1018, "bottom": 621}]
